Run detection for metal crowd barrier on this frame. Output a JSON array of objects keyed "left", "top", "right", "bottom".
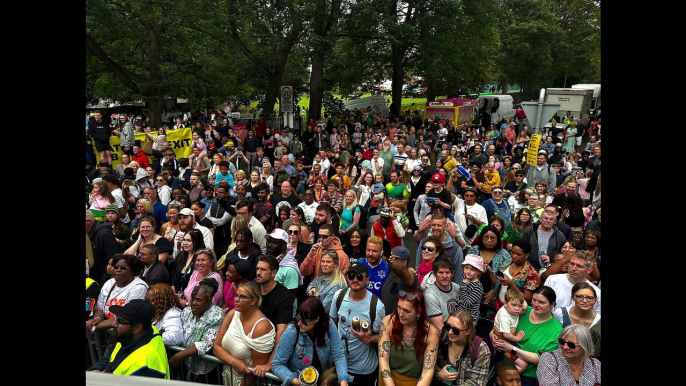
[{"left": 86, "top": 329, "right": 283, "bottom": 385}]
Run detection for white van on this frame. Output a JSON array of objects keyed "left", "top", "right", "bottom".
[
  {"left": 477, "top": 95, "right": 516, "bottom": 127},
  {"left": 343, "top": 95, "right": 390, "bottom": 117}
]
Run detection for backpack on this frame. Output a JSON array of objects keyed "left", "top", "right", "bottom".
[{"left": 335, "top": 288, "right": 379, "bottom": 326}]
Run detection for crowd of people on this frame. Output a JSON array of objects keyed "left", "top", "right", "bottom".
[{"left": 86, "top": 108, "right": 602, "bottom": 386}]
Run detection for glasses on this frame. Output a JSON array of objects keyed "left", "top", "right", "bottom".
[
  {"left": 584, "top": 236, "right": 597, "bottom": 240},
  {"left": 421, "top": 246, "right": 436, "bottom": 252},
  {"left": 483, "top": 235, "right": 498, "bottom": 240},
  {"left": 304, "top": 193, "right": 313, "bottom": 196},
  {"left": 443, "top": 322, "right": 469, "bottom": 336},
  {"left": 398, "top": 290, "right": 417, "bottom": 301},
  {"left": 318, "top": 234, "right": 331, "bottom": 239},
  {"left": 234, "top": 294, "right": 255, "bottom": 302},
  {"left": 111, "top": 265, "right": 130, "bottom": 270},
  {"left": 287, "top": 230, "right": 300, "bottom": 235},
  {"left": 156, "top": 179, "right": 165, "bottom": 182},
  {"left": 114, "top": 316, "right": 135, "bottom": 325},
  {"left": 558, "top": 338, "right": 580, "bottom": 349},
  {"left": 295, "top": 315, "right": 312, "bottom": 326},
  {"left": 573, "top": 294, "right": 596, "bottom": 302},
  {"left": 346, "top": 272, "right": 365, "bottom": 281},
  {"left": 492, "top": 190, "right": 503, "bottom": 194}
]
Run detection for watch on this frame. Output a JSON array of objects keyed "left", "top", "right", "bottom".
[{"left": 510, "top": 347, "right": 517, "bottom": 355}]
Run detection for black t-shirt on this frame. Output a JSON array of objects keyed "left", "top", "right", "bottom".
[
  {"left": 504, "top": 181, "right": 527, "bottom": 194},
  {"left": 427, "top": 188, "right": 454, "bottom": 215},
  {"left": 270, "top": 193, "right": 302, "bottom": 215},
  {"left": 260, "top": 282, "right": 294, "bottom": 326}
]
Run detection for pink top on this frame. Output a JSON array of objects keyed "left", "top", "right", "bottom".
[
  {"left": 183, "top": 271, "right": 224, "bottom": 306},
  {"left": 577, "top": 178, "right": 590, "bottom": 200},
  {"left": 223, "top": 278, "right": 249, "bottom": 311},
  {"left": 192, "top": 138, "right": 207, "bottom": 152},
  {"left": 89, "top": 194, "right": 111, "bottom": 211}
]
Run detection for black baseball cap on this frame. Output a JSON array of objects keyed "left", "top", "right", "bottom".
[{"left": 109, "top": 299, "right": 155, "bottom": 327}]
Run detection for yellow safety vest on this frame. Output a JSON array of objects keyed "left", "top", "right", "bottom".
[{"left": 109, "top": 326, "right": 170, "bottom": 379}]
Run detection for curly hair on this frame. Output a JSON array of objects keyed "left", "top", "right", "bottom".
[{"left": 148, "top": 284, "right": 182, "bottom": 324}]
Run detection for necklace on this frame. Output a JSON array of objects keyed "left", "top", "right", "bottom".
[
  {"left": 402, "top": 327, "right": 416, "bottom": 346},
  {"left": 568, "top": 358, "right": 584, "bottom": 373}
]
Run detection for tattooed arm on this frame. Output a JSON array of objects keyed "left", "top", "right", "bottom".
[
  {"left": 378, "top": 315, "right": 395, "bottom": 386},
  {"left": 418, "top": 323, "right": 439, "bottom": 386}
]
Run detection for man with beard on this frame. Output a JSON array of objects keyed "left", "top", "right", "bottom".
[
  {"left": 254, "top": 183, "right": 275, "bottom": 232},
  {"left": 356, "top": 235, "right": 388, "bottom": 299},
  {"left": 254, "top": 254, "right": 294, "bottom": 377},
  {"left": 206, "top": 184, "right": 234, "bottom": 258},
  {"left": 300, "top": 224, "right": 349, "bottom": 279},
  {"left": 88, "top": 299, "right": 169, "bottom": 378},
  {"left": 372, "top": 208, "right": 405, "bottom": 250},
  {"left": 265, "top": 228, "right": 302, "bottom": 299},
  {"left": 173, "top": 208, "right": 214, "bottom": 260},
  {"left": 309, "top": 203, "right": 341, "bottom": 242},
  {"left": 329, "top": 262, "right": 385, "bottom": 386}
]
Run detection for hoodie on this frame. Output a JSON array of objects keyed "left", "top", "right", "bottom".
[
  {"left": 87, "top": 221, "right": 121, "bottom": 283},
  {"left": 299, "top": 236, "right": 350, "bottom": 279},
  {"left": 223, "top": 242, "right": 262, "bottom": 281}
]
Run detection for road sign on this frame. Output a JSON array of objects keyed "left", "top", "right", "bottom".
[
  {"left": 280, "top": 86, "right": 293, "bottom": 113},
  {"left": 521, "top": 102, "right": 560, "bottom": 133}
]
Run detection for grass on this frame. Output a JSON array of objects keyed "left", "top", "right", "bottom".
[{"left": 238, "top": 93, "right": 444, "bottom": 115}]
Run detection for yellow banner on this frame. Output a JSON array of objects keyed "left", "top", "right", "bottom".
[
  {"left": 95, "top": 128, "right": 194, "bottom": 169},
  {"left": 400, "top": 104, "right": 425, "bottom": 116},
  {"left": 526, "top": 134, "right": 542, "bottom": 167}
]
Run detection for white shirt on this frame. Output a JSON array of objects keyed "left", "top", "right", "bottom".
[
  {"left": 111, "top": 188, "right": 130, "bottom": 224},
  {"left": 298, "top": 201, "right": 319, "bottom": 225},
  {"left": 248, "top": 215, "right": 267, "bottom": 253},
  {"left": 544, "top": 274, "right": 601, "bottom": 314},
  {"left": 372, "top": 157, "right": 384, "bottom": 177}
]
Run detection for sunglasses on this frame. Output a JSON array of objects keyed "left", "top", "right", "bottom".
[
  {"left": 295, "top": 315, "right": 312, "bottom": 326},
  {"left": 558, "top": 338, "right": 580, "bottom": 349},
  {"left": 443, "top": 322, "right": 469, "bottom": 336},
  {"left": 398, "top": 290, "right": 417, "bottom": 301},
  {"left": 287, "top": 230, "right": 300, "bottom": 235},
  {"left": 346, "top": 272, "right": 365, "bottom": 281},
  {"left": 421, "top": 246, "right": 436, "bottom": 252},
  {"left": 111, "top": 265, "right": 130, "bottom": 270},
  {"left": 318, "top": 234, "right": 331, "bottom": 239},
  {"left": 156, "top": 179, "right": 165, "bottom": 182}
]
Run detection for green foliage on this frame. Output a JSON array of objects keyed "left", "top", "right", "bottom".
[{"left": 322, "top": 91, "right": 352, "bottom": 118}]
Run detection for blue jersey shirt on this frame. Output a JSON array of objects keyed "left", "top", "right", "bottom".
[{"left": 357, "top": 258, "right": 389, "bottom": 299}]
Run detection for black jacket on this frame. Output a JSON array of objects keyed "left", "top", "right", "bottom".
[
  {"left": 522, "top": 223, "right": 567, "bottom": 271},
  {"left": 223, "top": 243, "right": 262, "bottom": 281},
  {"left": 88, "top": 221, "right": 121, "bottom": 282}
]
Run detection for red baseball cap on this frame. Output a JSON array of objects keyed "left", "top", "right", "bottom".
[{"left": 431, "top": 173, "right": 446, "bottom": 184}]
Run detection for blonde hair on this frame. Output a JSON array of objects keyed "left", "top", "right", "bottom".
[
  {"left": 318, "top": 250, "right": 347, "bottom": 288},
  {"left": 230, "top": 215, "right": 249, "bottom": 241},
  {"left": 343, "top": 189, "right": 359, "bottom": 211}
]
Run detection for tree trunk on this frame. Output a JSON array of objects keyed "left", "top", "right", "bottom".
[
  {"left": 500, "top": 77, "right": 509, "bottom": 94},
  {"left": 308, "top": 47, "right": 326, "bottom": 122},
  {"left": 391, "top": 44, "right": 405, "bottom": 117},
  {"left": 147, "top": 96, "right": 164, "bottom": 128}
]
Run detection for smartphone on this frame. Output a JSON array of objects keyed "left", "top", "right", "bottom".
[
  {"left": 124, "top": 180, "right": 136, "bottom": 186},
  {"left": 495, "top": 271, "right": 505, "bottom": 278}
]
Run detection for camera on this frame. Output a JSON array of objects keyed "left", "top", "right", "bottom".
[{"left": 427, "top": 197, "right": 436, "bottom": 204}]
